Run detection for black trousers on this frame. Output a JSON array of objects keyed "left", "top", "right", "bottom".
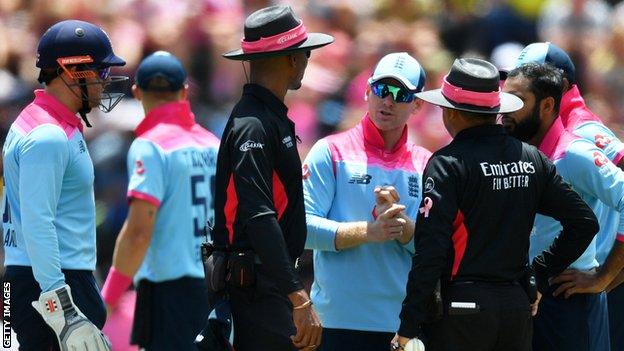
[
  {"left": 132, "top": 277, "right": 210, "bottom": 351},
  {"left": 424, "top": 282, "right": 532, "bottom": 351},
  {"left": 608, "top": 283, "right": 624, "bottom": 351},
  {"left": 319, "top": 328, "right": 394, "bottom": 351},
  {"left": 4, "top": 265, "right": 106, "bottom": 351},
  {"left": 229, "top": 266, "right": 297, "bottom": 351}
]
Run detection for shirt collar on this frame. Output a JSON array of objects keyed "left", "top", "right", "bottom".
[
  {"left": 454, "top": 123, "right": 506, "bottom": 141},
  {"left": 538, "top": 117, "right": 565, "bottom": 158},
  {"left": 243, "top": 83, "right": 289, "bottom": 118},
  {"left": 559, "top": 84, "right": 584, "bottom": 120},
  {"left": 134, "top": 100, "right": 196, "bottom": 136},
  {"left": 361, "top": 113, "right": 408, "bottom": 153},
  {"left": 33, "top": 89, "right": 83, "bottom": 133}
]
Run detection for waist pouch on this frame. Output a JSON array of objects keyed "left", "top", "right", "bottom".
[
  {"left": 203, "top": 242, "right": 229, "bottom": 294},
  {"left": 131, "top": 279, "right": 154, "bottom": 346},
  {"left": 228, "top": 251, "right": 256, "bottom": 288},
  {"left": 519, "top": 265, "right": 538, "bottom": 304}
]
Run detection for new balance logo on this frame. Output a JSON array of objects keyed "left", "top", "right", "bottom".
[{"left": 348, "top": 173, "right": 372, "bottom": 184}]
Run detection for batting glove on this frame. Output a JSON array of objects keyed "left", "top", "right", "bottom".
[{"left": 31, "top": 284, "right": 111, "bottom": 351}]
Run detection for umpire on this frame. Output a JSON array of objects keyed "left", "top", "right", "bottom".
[
  {"left": 214, "top": 5, "right": 333, "bottom": 351},
  {"left": 394, "top": 58, "right": 599, "bottom": 351}
]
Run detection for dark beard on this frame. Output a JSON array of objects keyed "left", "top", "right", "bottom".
[{"left": 507, "top": 103, "right": 541, "bottom": 142}]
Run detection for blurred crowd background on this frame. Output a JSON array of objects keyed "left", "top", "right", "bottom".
[{"left": 2, "top": 0, "right": 624, "bottom": 297}]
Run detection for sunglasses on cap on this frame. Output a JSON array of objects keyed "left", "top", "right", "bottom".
[{"left": 370, "top": 81, "right": 416, "bottom": 103}]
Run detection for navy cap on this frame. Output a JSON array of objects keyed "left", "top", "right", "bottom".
[
  {"left": 136, "top": 51, "right": 186, "bottom": 92},
  {"left": 37, "top": 20, "right": 125, "bottom": 69},
  {"left": 515, "top": 42, "right": 575, "bottom": 84}
]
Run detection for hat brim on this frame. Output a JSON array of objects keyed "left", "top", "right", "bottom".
[
  {"left": 222, "top": 33, "right": 334, "bottom": 60},
  {"left": 368, "top": 75, "right": 417, "bottom": 91},
  {"left": 498, "top": 69, "right": 509, "bottom": 81},
  {"left": 415, "top": 89, "right": 523, "bottom": 114}
]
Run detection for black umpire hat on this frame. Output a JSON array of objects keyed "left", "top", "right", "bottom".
[
  {"left": 223, "top": 5, "right": 334, "bottom": 60},
  {"left": 416, "top": 58, "right": 523, "bottom": 114}
]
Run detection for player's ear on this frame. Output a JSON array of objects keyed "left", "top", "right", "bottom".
[
  {"left": 288, "top": 54, "right": 297, "bottom": 68},
  {"left": 132, "top": 84, "right": 141, "bottom": 101},
  {"left": 540, "top": 96, "right": 556, "bottom": 118},
  {"left": 180, "top": 84, "right": 189, "bottom": 100},
  {"left": 411, "top": 98, "right": 423, "bottom": 113}
]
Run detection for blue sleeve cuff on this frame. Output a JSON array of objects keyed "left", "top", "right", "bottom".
[
  {"left": 43, "top": 279, "right": 66, "bottom": 293},
  {"left": 305, "top": 214, "right": 340, "bottom": 252},
  {"left": 402, "top": 235, "right": 416, "bottom": 254}
]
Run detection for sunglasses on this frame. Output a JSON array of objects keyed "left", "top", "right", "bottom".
[{"left": 370, "top": 82, "right": 416, "bottom": 103}]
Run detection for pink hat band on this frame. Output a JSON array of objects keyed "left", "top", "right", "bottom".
[
  {"left": 241, "top": 23, "right": 308, "bottom": 54},
  {"left": 441, "top": 75, "right": 501, "bottom": 108}
]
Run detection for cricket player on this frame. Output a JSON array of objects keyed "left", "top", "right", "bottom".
[
  {"left": 3, "top": 19, "right": 127, "bottom": 350},
  {"left": 101, "top": 51, "right": 219, "bottom": 350}
]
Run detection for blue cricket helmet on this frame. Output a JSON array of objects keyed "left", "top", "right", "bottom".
[{"left": 36, "top": 19, "right": 125, "bottom": 69}]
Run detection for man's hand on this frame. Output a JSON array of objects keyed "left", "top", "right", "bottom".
[
  {"left": 606, "top": 268, "right": 624, "bottom": 293},
  {"left": 367, "top": 204, "right": 407, "bottom": 243},
  {"left": 550, "top": 269, "right": 609, "bottom": 298},
  {"left": 32, "top": 284, "right": 111, "bottom": 351},
  {"left": 373, "top": 186, "right": 414, "bottom": 244},
  {"left": 373, "top": 186, "right": 400, "bottom": 217},
  {"left": 289, "top": 290, "right": 322, "bottom": 350},
  {"left": 530, "top": 291, "right": 542, "bottom": 316}
]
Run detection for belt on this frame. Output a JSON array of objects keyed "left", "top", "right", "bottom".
[{"left": 448, "top": 280, "right": 520, "bottom": 287}]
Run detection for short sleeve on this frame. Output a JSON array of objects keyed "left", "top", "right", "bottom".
[
  {"left": 559, "top": 141, "right": 624, "bottom": 235},
  {"left": 127, "top": 139, "right": 165, "bottom": 207},
  {"left": 574, "top": 122, "right": 624, "bottom": 164}
]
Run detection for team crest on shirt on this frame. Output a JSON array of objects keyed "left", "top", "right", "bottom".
[
  {"left": 239, "top": 140, "right": 264, "bottom": 152},
  {"left": 408, "top": 175, "right": 420, "bottom": 197},
  {"left": 302, "top": 164, "right": 310, "bottom": 180},
  {"left": 595, "top": 134, "right": 612, "bottom": 149},
  {"left": 593, "top": 151, "right": 609, "bottom": 167},
  {"left": 135, "top": 160, "right": 145, "bottom": 175}
]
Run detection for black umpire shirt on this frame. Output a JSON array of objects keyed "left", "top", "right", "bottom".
[
  {"left": 213, "top": 84, "right": 306, "bottom": 295},
  {"left": 398, "top": 124, "right": 598, "bottom": 337}
]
